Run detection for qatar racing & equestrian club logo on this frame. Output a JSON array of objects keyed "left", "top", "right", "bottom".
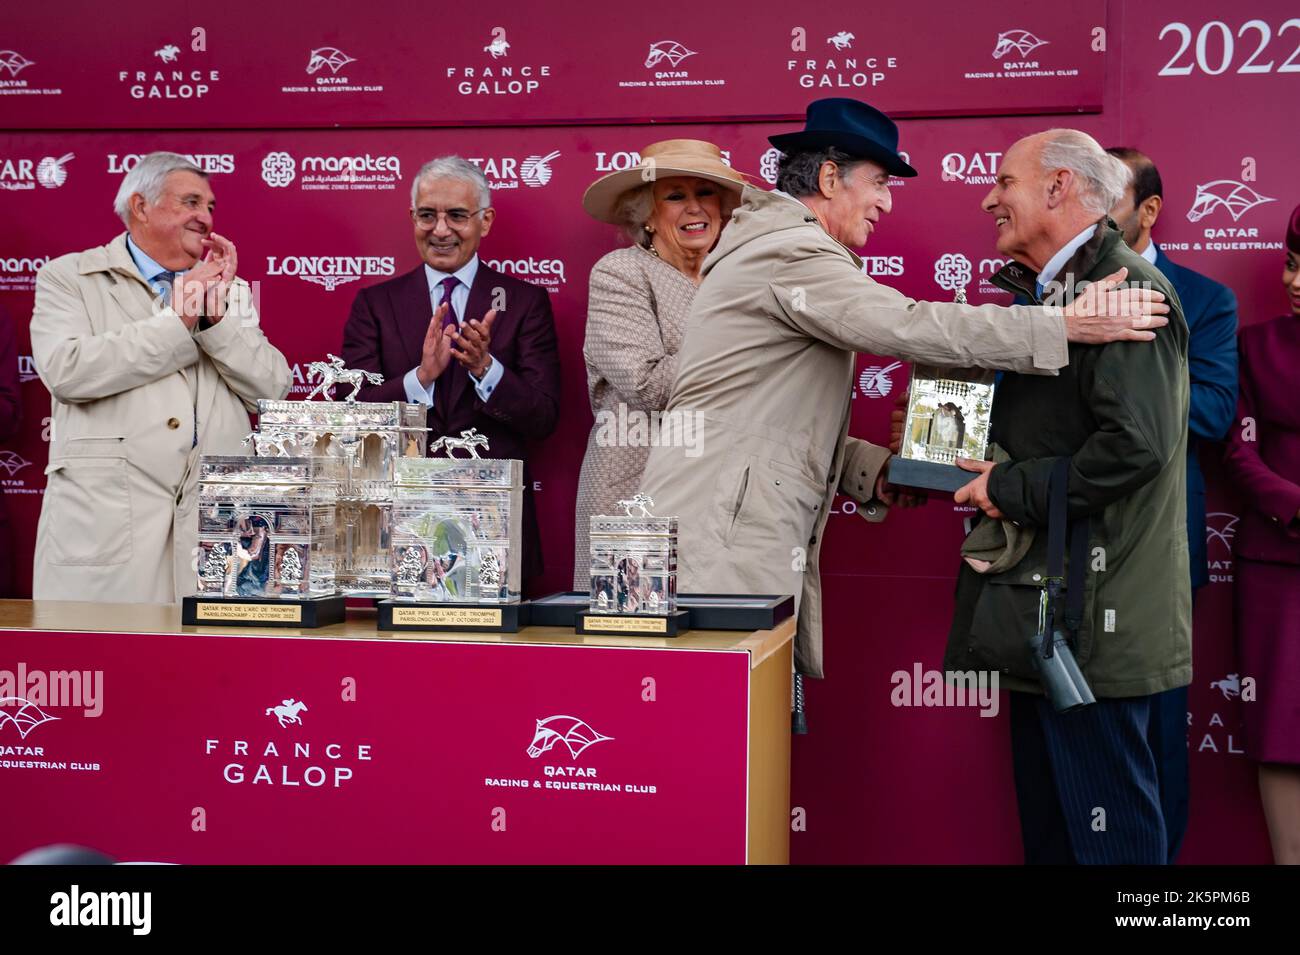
[
  {"left": 992, "top": 29, "right": 1048, "bottom": 59},
  {"left": 1186, "top": 181, "right": 1276, "bottom": 223},
  {"left": 526, "top": 715, "right": 612, "bottom": 760},
  {"left": 306, "top": 47, "right": 355, "bottom": 75}
]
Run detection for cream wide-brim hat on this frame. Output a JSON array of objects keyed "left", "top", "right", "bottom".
[{"left": 581, "top": 139, "right": 751, "bottom": 225}]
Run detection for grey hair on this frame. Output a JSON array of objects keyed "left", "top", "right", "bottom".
[
  {"left": 113, "top": 152, "right": 206, "bottom": 224},
  {"left": 774, "top": 146, "right": 864, "bottom": 198},
  {"left": 410, "top": 156, "right": 491, "bottom": 210},
  {"left": 614, "top": 180, "right": 743, "bottom": 248},
  {"left": 1039, "top": 129, "right": 1132, "bottom": 217}
]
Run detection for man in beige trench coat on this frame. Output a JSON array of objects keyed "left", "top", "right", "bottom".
[
  {"left": 639, "top": 98, "right": 1170, "bottom": 679},
  {"left": 30, "top": 152, "right": 292, "bottom": 604}
]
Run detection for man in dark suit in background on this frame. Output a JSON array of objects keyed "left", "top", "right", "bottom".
[
  {"left": 342, "top": 156, "right": 561, "bottom": 585},
  {"left": 1107, "top": 146, "right": 1240, "bottom": 863}
]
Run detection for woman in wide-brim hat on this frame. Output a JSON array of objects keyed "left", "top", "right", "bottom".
[{"left": 572, "top": 140, "right": 749, "bottom": 588}]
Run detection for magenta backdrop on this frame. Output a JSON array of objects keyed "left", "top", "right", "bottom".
[{"left": 1, "top": 0, "right": 1293, "bottom": 863}]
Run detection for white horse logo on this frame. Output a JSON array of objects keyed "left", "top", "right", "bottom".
[
  {"left": 155, "top": 44, "right": 180, "bottom": 63},
  {"left": 265, "top": 699, "right": 308, "bottom": 728},
  {"left": 827, "top": 32, "right": 855, "bottom": 51}
]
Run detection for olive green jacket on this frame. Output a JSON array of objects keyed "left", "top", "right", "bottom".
[{"left": 945, "top": 220, "right": 1191, "bottom": 696}]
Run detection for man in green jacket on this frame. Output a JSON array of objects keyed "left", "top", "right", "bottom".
[{"left": 948, "top": 130, "right": 1191, "bottom": 864}]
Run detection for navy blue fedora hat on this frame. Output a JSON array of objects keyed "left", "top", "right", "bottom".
[{"left": 769, "top": 97, "right": 917, "bottom": 178}]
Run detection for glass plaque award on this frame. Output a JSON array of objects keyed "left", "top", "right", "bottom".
[{"left": 577, "top": 494, "right": 689, "bottom": 636}]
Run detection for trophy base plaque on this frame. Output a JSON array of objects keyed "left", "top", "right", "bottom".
[
  {"left": 887, "top": 455, "right": 979, "bottom": 493},
  {"left": 575, "top": 609, "right": 691, "bottom": 637},
  {"left": 527, "top": 593, "right": 793, "bottom": 631},
  {"left": 182, "top": 594, "right": 347, "bottom": 628},
  {"left": 376, "top": 599, "right": 521, "bottom": 633}
]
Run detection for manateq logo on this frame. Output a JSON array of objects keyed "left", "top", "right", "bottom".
[
  {"left": 526, "top": 715, "right": 613, "bottom": 760},
  {"left": 260, "top": 150, "right": 400, "bottom": 191}
]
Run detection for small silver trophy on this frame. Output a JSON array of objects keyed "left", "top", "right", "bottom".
[{"left": 887, "top": 257, "right": 997, "bottom": 492}]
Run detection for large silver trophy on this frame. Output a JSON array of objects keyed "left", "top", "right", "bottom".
[
  {"left": 250, "top": 356, "right": 428, "bottom": 596},
  {"left": 380, "top": 428, "right": 525, "bottom": 632},
  {"left": 887, "top": 258, "right": 996, "bottom": 492}
]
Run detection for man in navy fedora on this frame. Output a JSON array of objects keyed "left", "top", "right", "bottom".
[{"left": 640, "top": 97, "right": 1172, "bottom": 686}]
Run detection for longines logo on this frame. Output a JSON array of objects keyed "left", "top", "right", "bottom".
[
  {"left": 17, "top": 355, "right": 40, "bottom": 383},
  {"left": 483, "top": 257, "right": 566, "bottom": 294},
  {"left": 283, "top": 45, "right": 382, "bottom": 96},
  {"left": 108, "top": 153, "right": 234, "bottom": 175},
  {"left": 118, "top": 40, "right": 219, "bottom": 100},
  {"left": 0, "top": 49, "right": 62, "bottom": 97},
  {"left": 618, "top": 39, "right": 725, "bottom": 89},
  {"left": 862, "top": 255, "right": 904, "bottom": 277},
  {"left": 0, "top": 154, "right": 73, "bottom": 191},
  {"left": 204, "top": 698, "right": 372, "bottom": 788},
  {"left": 595, "top": 149, "right": 732, "bottom": 172},
  {"left": 965, "top": 28, "right": 1076, "bottom": 81},
  {"left": 0, "top": 256, "right": 51, "bottom": 292},
  {"left": 448, "top": 28, "right": 551, "bottom": 96},
  {"left": 468, "top": 152, "right": 560, "bottom": 190},
  {"left": 266, "top": 254, "right": 396, "bottom": 291},
  {"left": 260, "top": 151, "right": 401, "bottom": 192}
]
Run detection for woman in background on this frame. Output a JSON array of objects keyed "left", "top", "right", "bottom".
[
  {"left": 572, "top": 140, "right": 747, "bottom": 588},
  {"left": 1224, "top": 203, "right": 1300, "bottom": 864}
]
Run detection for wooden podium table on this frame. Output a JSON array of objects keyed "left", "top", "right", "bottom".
[{"left": 0, "top": 600, "right": 792, "bottom": 865}]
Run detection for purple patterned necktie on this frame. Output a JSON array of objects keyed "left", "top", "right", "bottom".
[{"left": 438, "top": 275, "right": 460, "bottom": 332}]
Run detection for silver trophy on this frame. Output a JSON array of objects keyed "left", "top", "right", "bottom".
[{"left": 887, "top": 260, "right": 997, "bottom": 492}]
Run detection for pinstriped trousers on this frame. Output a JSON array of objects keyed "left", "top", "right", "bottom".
[{"left": 1009, "top": 691, "right": 1168, "bottom": 865}]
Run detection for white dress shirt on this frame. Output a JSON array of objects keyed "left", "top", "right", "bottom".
[
  {"left": 402, "top": 255, "right": 504, "bottom": 405},
  {"left": 1037, "top": 223, "right": 1099, "bottom": 291}
]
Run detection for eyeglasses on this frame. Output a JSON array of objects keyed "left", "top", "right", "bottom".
[{"left": 414, "top": 207, "right": 488, "bottom": 230}]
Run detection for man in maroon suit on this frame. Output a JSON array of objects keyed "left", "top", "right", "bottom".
[{"left": 342, "top": 156, "right": 561, "bottom": 584}]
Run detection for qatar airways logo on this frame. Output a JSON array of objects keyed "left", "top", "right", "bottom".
[
  {"left": 941, "top": 151, "right": 1002, "bottom": 185},
  {"left": 265, "top": 254, "right": 396, "bottom": 291},
  {"left": 467, "top": 152, "right": 559, "bottom": 190}
]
